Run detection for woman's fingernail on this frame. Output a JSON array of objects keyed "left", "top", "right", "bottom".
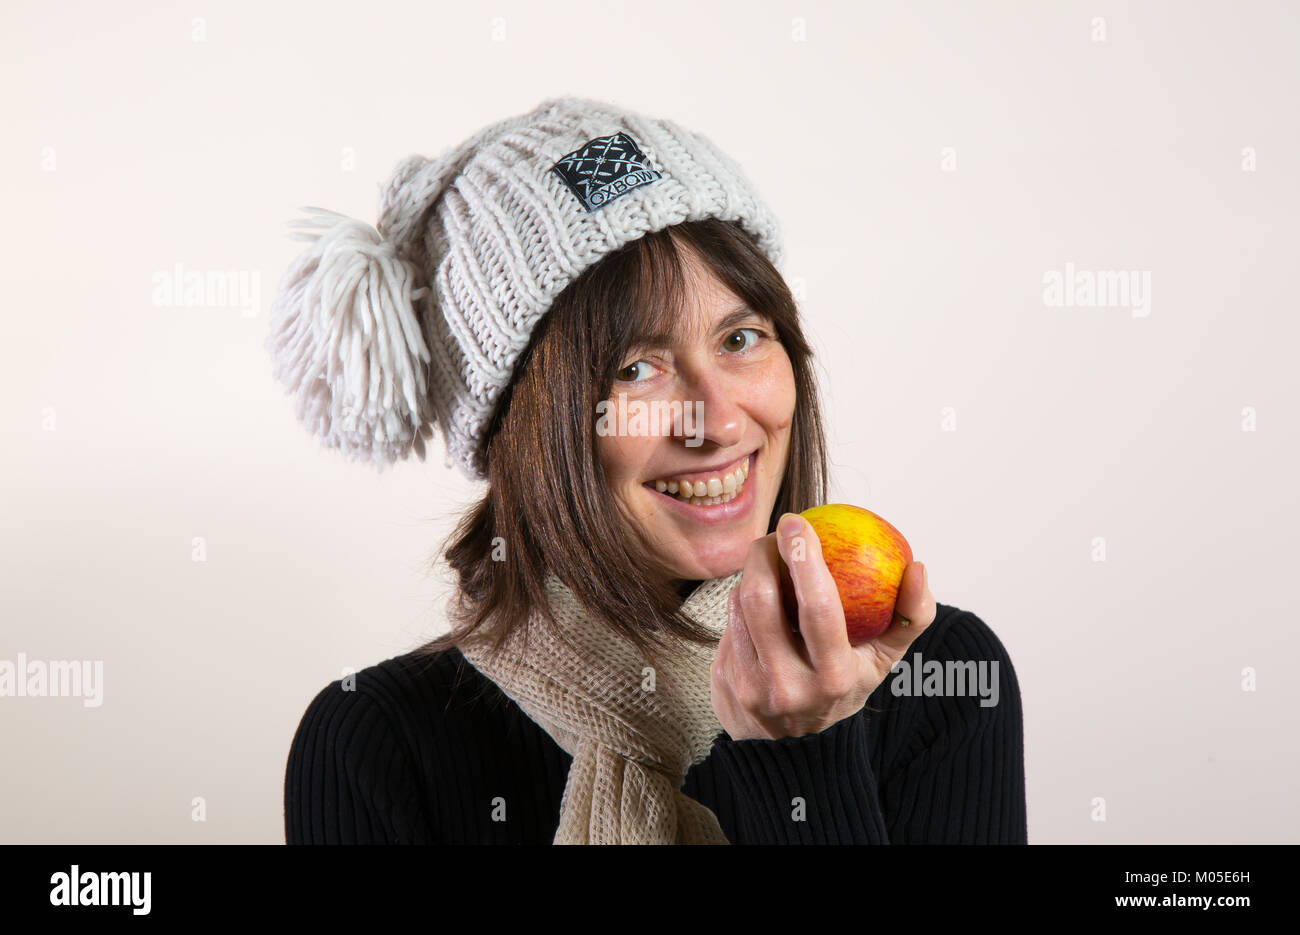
[{"left": 779, "top": 514, "right": 802, "bottom": 537}]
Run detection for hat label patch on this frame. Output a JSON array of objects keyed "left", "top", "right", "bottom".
[{"left": 551, "top": 132, "right": 662, "bottom": 212}]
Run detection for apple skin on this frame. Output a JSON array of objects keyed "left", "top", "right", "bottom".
[{"left": 778, "top": 504, "right": 914, "bottom": 645}]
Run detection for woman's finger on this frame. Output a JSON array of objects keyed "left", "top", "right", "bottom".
[
  {"left": 776, "top": 513, "right": 851, "bottom": 670},
  {"left": 735, "top": 533, "right": 804, "bottom": 676},
  {"left": 869, "top": 561, "right": 936, "bottom": 657},
  {"left": 720, "top": 585, "right": 759, "bottom": 675}
]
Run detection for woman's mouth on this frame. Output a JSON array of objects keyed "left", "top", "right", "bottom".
[
  {"left": 644, "top": 451, "right": 752, "bottom": 505},
  {"left": 640, "top": 451, "right": 758, "bottom": 524}
]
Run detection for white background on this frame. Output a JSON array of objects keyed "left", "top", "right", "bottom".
[{"left": 3, "top": 0, "right": 1297, "bottom": 843}]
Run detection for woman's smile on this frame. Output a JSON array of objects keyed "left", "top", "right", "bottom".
[{"left": 640, "top": 449, "right": 758, "bottom": 524}]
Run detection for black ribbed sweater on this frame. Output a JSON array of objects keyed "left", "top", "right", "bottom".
[{"left": 284, "top": 601, "right": 1027, "bottom": 844}]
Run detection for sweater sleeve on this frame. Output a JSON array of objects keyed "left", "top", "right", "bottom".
[
  {"left": 872, "top": 609, "right": 1028, "bottom": 844},
  {"left": 705, "top": 702, "right": 888, "bottom": 844},
  {"left": 284, "top": 676, "right": 435, "bottom": 844},
  {"left": 705, "top": 607, "right": 1026, "bottom": 844}
]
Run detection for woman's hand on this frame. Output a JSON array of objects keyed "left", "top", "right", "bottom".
[{"left": 711, "top": 512, "right": 937, "bottom": 741}]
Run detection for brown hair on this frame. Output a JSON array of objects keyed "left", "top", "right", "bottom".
[{"left": 415, "top": 218, "right": 828, "bottom": 663}]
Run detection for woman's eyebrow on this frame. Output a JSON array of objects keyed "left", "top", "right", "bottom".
[
  {"left": 631, "top": 304, "right": 762, "bottom": 347},
  {"left": 713, "top": 305, "right": 765, "bottom": 335}
]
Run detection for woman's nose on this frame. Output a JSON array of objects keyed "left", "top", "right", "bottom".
[{"left": 678, "top": 369, "right": 744, "bottom": 450}]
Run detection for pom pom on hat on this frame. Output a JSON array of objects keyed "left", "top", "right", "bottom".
[{"left": 265, "top": 205, "right": 436, "bottom": 467}]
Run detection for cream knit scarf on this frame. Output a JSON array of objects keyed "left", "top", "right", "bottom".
[{"left": 456, "top": 570, "right": 743, "bottom": 845}]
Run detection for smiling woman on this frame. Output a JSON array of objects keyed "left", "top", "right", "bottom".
[{"left": 274, "top": 97, "right": 1027, "bottom": 845}]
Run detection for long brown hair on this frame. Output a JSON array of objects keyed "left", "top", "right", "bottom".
[{"left": 416, "top": 218, "right": 828, "bottom": 662}]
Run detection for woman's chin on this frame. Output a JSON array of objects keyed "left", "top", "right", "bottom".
[
  {"left": 667, "top": 550, "right": 747, "bottom": 582},
  {"left": 659, "top": 518, "right": 775, "bottom": 580}
]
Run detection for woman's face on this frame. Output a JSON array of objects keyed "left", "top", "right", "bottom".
[{"left": 595, "top": 248, "right": 796, "bottom": 583}]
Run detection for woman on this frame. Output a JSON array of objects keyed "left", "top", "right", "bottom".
[{"left": 272, "top": 97, "right": 1027, "bottom": 845}]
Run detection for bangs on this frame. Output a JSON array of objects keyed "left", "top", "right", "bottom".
[
  {"left": 588, "top": 230, "right": 692, "bottom": 393},
  {"left": 583, "top": 222, "right": 786, "bottom": 396}
]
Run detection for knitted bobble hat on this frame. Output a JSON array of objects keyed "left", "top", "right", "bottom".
[{"left": 266, "top": 96, "right": 785, "bottom": 481}]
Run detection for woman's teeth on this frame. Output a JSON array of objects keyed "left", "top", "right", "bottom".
[{"left": 650, "top": 457, "right": 750, "bottom": 506}]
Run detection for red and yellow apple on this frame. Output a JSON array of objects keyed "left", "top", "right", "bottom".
[{"left": 778, "top": 503, "right": 914, "bottom": 645}]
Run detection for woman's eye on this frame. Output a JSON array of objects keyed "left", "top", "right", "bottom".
[
  {"left": 615, "top": 360, "right": 654, "bottom": 383},
  {"left": 722, "top": 328, "right": 764, "bottom": 353}
]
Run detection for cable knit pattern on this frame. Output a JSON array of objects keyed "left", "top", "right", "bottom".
[
  {"left": 267, "top": 96, "right": 784, "bottom": 478},
  {"left": 454, "top": 571, "right": 743, "bottom": 845}
]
